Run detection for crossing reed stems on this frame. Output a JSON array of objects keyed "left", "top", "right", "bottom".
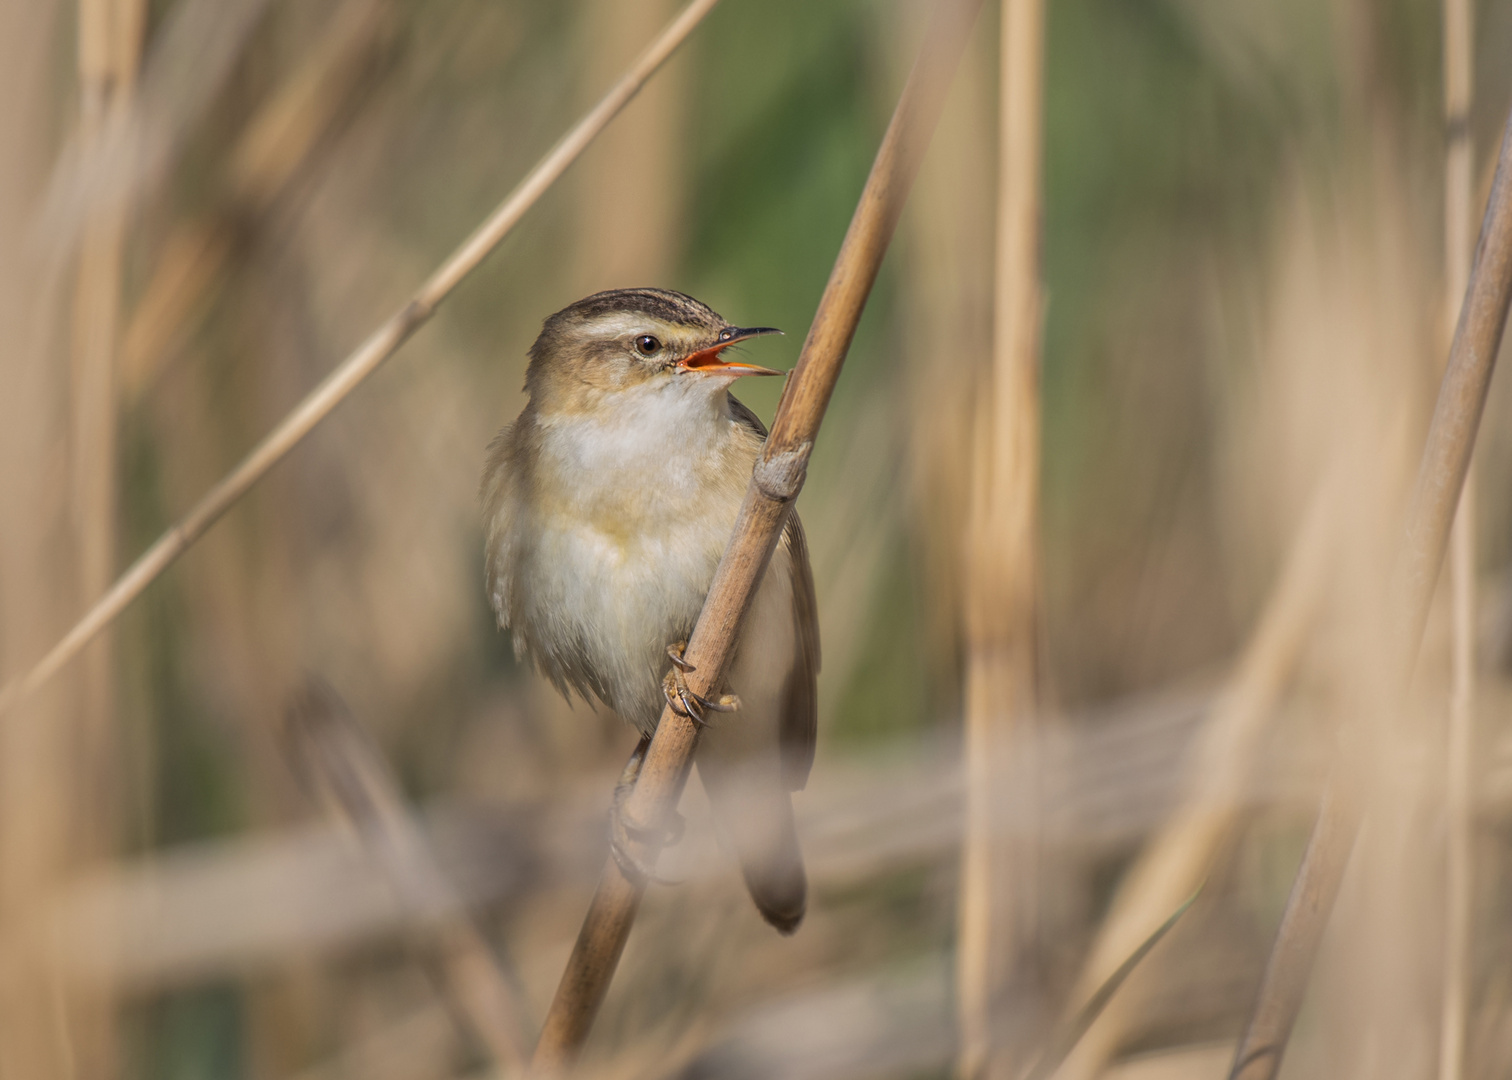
[
  {"left": 1054, "top": 473, "right": 1335, "bottom": 1080},
  {"left": 0, "top": 0, "right": 722, "bottom": 723},
  {"left": 286, "top": 680, "right": 533, "bottom": 1073},
  {"left": 528, "top": 0, "right": 985, "bottom": 1068},
  {"left": 1227, "top": 100, "right": 1512, "bottom": 1080}
]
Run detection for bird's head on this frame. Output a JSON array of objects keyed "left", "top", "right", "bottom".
[{"left": 523, "top": 288, "right": 783, "bottom": 415}]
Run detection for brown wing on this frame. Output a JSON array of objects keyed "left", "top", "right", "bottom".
[{"left": 728, "top": 393, "right": 820, "bottom": 791}]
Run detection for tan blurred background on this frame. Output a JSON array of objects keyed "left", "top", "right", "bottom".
[{"left": 3, "top": 0, "right": 1512, "bottom": 1077}]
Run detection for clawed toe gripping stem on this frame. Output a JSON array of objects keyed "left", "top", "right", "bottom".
[
  {"left": 608, "top": 736, "right": 685, "bottom": 886},
  {"left": 662, "top": 642, "right": 740, "bottom": 726}
]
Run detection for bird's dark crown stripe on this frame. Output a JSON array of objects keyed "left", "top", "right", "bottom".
[{"left": 548, "top": 288, "right": 723, "bottom": 331}]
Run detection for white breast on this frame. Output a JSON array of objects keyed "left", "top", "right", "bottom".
[{"left": 503, "top": 382, "right": 758, "bottom": 732}]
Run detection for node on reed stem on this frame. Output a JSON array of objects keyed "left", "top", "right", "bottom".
[{"left": 530, "top": 0, "right": 987, "bottom": 1067}]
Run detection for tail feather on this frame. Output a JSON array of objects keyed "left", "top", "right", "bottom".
[
  {"left": 737, "top": 796, "right": 806, "bottom": 934},
  {"left": 696, "top": 757, "right": 808, "bottom": 934}
]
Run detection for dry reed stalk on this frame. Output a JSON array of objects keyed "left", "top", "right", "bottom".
[
  {"left": 1439, "top": 1, "right": 1474, "bottom": 1077},
  {"left": 1227, "top": 102, "right": 1512, "bottom": 1080},
  {"left": 574, "top": 0, "right": 683, "bottom": 294},
  {"left": 70, "top": 0, "right": 145, "bottom": 761},
  {"left": 0, "top": 7, "right": 73, "bottom": 1070},
  {"left": 1054, "top": 474, "right": 1335, "bottom": 1080},
  {"left": 119, "top": 0, "right": 388, "bottom": 399},
  {"left": 72, "top": 0, "right": 144, "bottom": 604},
  {"left": 529, "top": 0, "right": 985, "bottom": 1067},
  {"left": 41, "top": 0, "right": 275, "bottom": 252},
  {"left": 286, "top": 681, "right": 532, "bottom": 1072},
  {"left": 119, "top": 227, "right": 231, "bottom": 398},
  {"left": 66, "top": 0, "right": 145, "bottom": 1072},
  {"left": 0, "top": 0, "right": 721, "bottom": 724},
  {"left": 901, "top": 20, "right": 991, "bottom": 695},
  {"left": 956, "top": 0, "right": 1043, "bottom": 1074}
]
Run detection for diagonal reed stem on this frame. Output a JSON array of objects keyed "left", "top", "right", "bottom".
[
  {"left": 1439, "top": 0, "right": 1475, "bottom": 1075},
  {"left": 528, "top": 0, "right": 985, "bottom": 1069},
  {"left": 1227, "top": 101, "right": 1512, "bottom": 1080},
  {"left": 1023, "top": 886, "right": 1203, "bottom": 1080},
  {"left": 0, "top": 0, "right": 721, "bottom": 723},
  {"left": 286, "top": 679, "right": 533, "bottom": 1073},
  {"left": 1054, "top": 468, "right": 1336, "bottom": 1080}
]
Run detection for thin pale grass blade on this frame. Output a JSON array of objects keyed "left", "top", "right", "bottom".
[
  {"left": 1022, "top": 884, "right": 1205, "bottom": 1080},
  {"left": 530, "top": 0, "right": 987, "bottom": 1067},
  {"left": 0, "top": 0, "right": 723, "bottom": 722},
  {"left": 1228, "top": 99, "right": 1512, "bottom": 1080},
  {"left": 1052, "top": 466, "right": 1337, "bottom": 1080}
]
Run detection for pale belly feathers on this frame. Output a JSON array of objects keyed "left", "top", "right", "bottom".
[{"left": 499, "top": 385, "right": 792, "bottom": 737}]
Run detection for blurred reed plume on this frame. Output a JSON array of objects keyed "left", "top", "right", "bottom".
[{"left": 4, "top": 0, "right": 1512, "bottom": 1078}]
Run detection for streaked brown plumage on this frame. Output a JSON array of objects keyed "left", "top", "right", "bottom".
[{"left": 481, "top": 288, "right": 819, "bottom": 932}]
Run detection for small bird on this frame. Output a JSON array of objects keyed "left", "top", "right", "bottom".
[{"left": 481, "top": 288, "right": 819, "bottom": 933}]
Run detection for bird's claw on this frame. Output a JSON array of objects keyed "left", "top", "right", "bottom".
[
  {"left": 609, "top": 776, "right": 684, "bottom": 886},
  {"left": 662, "top": 667, "right": 741, "bottom": 728},
  {"left": 662, "top": 640, "right": 740, "bottom": 726}
]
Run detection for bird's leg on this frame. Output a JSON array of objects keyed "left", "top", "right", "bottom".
[
  {"left": 608, "top": 735, "right": 684, "bottom": 886},
  {"left": 661, "top": 641, "right": 740, "bottom": 727}
]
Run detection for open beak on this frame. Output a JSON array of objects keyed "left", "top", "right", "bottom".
[{"left": 677, "top": 326, "right": 784, "bottom": 377}]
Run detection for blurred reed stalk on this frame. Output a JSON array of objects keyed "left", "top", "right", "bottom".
[
  {"left": 1023, "top": 886, "right": 1202, "bottom": 1080},
  {"left": 956, "top": 0, "right": 1043, "bottom": 1074},
  {"left": 529, "top": 0, "right": 985, "bottom": 1068},
  {"left": 119, "top": 0, "right": 388, "bottom": 401},
  {"left": 71, "top": 0, "right": 144, "bottom": 792},
  {"left": 1054, "top": 473, "right": 1335, "bottom": 1080},
  {"left": 0, "top": 5, "right": 80, "bottom": 1072},
  {"left": 0, "top": 0, "right": 723, "bottom": 723},
  {"left": 285, "top": 680, "right": 532, "bottom": 1072},
  {"left": 68, "top": 0, "right": 144, "bottom": 1073},
  {"left": 901, "top": 16, "right": 991, "bottom": 699},
  {"left": 1228, "top": 101, "right": 1512, "bottom": 1080},
  {"left": 72, "top": 0, "right": 143, "bottom": 611},
  {"left": 1439, "top": 0, "right": 1475, "bottom": 1073},
  {"left": 573, "top": 0, "right": 683, "bottom": 296}
]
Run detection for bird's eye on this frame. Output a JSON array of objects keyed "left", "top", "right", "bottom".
[{"left": 634, "top": 335, "right": 661, "bottom": 356}]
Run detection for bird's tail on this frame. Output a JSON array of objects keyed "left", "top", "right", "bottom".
[{"left": 697, "top": 755, "right": 807, "bottom": 934}]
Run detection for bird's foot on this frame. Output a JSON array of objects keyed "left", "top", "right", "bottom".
[
  {"left": 662, "top": 642, "right": 740, "bottom": 727},
  {"left": 608, "top": 736, "right": 684, "bottom": 886},
  {"left": 666, "top": 641, "right": 695, "bottom": 672}
]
